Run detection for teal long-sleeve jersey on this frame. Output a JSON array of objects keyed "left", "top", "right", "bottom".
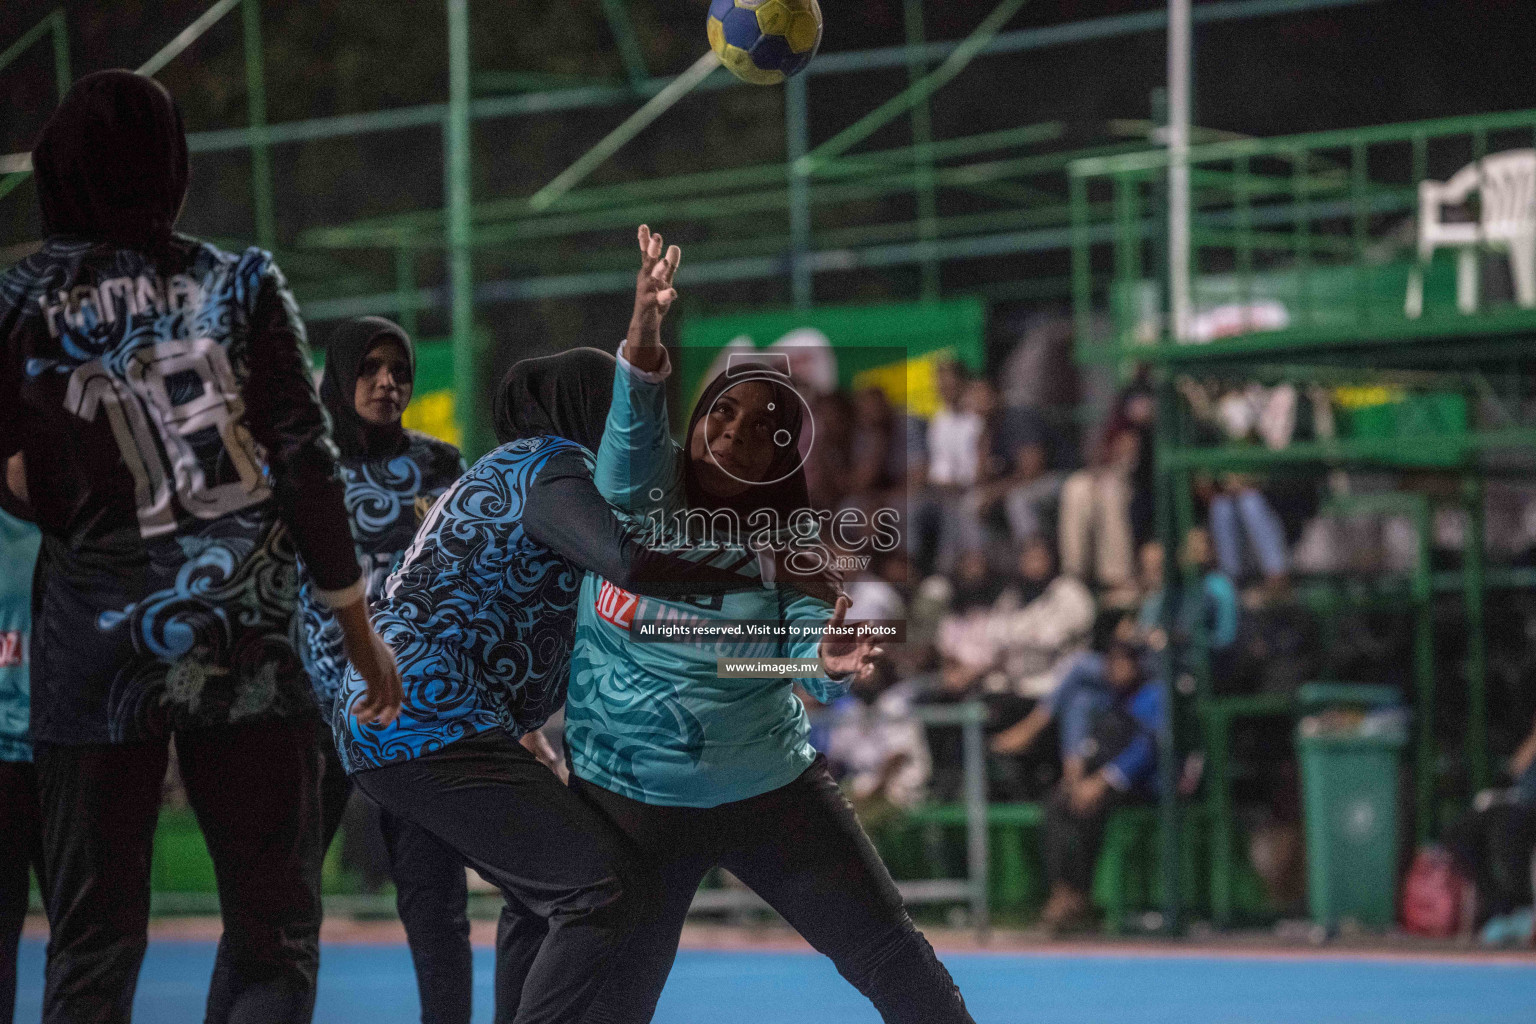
[{"left": 565, "top": 349, "right": 845, "bottom": 807}]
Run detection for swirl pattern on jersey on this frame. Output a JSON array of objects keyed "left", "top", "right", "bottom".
[
  {"left": 564, "top": 633, "right": 708, "bottom": 791},
  {"left": 298, "top": 433, "right": 463, "bottom": 714},
  {"left": 334, "top": 437, "right": 587, "bottom": 772},
  {"left": 95, "top": 511, "right": 307, "bottom": 741},
  {"left": 7, "top": 237, "right": 338, "bottom": 745}
]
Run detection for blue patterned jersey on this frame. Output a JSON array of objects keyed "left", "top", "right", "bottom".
[
  {"left": 0, "top": 510, "right": 41, "bottom": 763},
  {"left": 567, "top": 362, "right": 845, "bottom": 808},
  {"left": 334, "top": 438, "right": 590, "bottom": 772},
  {"left": 299, "top": 431, "right": 463, "bottom": 716},
  {"left": 0, "top": 236, "right": 359, "bottom": 744}
]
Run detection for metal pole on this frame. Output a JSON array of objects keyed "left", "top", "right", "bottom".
[
  {"left": 138, "top": 0, "right": 244, "bottom": 77},
  {"left": 1464, "top": 474, "right": 1489, "bottom": 792},
  {"left": 600, "top": 0, "right": 650, "bottom": 90},
  {"left": 1154, "top": 371, "right": 1183, "bottom": 934},
  {"left": 960, "top": 700, "right": 991, "bottom": 940},
  {"left": 905, "top": 0, "right": 940, "bottom": 301},
  {"left": 1413, "top": 497, "right": 1436, "bottom": 841},
  {"left": 395, "top": 240, "right": 419, "bottom": 340},
  {"left": 528, "top": 50, "right": 720, "bottom": 212},
  {"left": 1167, "top": 0, "right": 1192, "bottom": 343},
  {"left": 50, "top": 8, "right": 70, "bottom": 98},
  {"left": 798, "top": 0, "right": 1029, "bottom": 173},
  {"left": 446, "top": 0, "right": 479, "bottom": 456},
  {"left": 786, "top": 73, "right": 812, "bottom": 309},
  {"left": 242, "top": 0, "right": 276, "bottom": 252}
]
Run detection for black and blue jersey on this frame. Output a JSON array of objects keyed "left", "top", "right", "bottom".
[
  {"left": 0, "top": 236, "right": 362, "bottom": 745},
  {"left": 299, "top": 431, "right": 463, "bottom": 716},
  {"left": 334, "top": 436, "right": 761, "bottom": 773}
]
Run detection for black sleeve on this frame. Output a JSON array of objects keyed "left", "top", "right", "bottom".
[
  {"left": 523, "top": 448, "right": 759, "bottom": 598},
  {"left": 0, "top": 284, "right": 21, "bottom": 464},
  {"left": 240, "top": 260, "right": 361, "bottom": 595}
]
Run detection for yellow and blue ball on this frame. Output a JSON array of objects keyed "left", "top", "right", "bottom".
[{"left": 707, "top": 0, "right": 823, "bottom": 86}]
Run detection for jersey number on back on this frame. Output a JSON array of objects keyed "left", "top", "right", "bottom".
[{"left": 65, "top": 338, "right": 270, "bottom": 538}]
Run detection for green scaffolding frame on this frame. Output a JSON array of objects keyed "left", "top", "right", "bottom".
[
  {"left": 2, "top": 0, "right": 1389, "bottom": 454},
  {"left": 1071, "top": 106, "right": 1536, "bottom": 929},
  {"left": 5, "top": 0, "right": 1434, "bottom": 935}
]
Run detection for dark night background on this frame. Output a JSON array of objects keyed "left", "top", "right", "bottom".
[{"left": 2, "top": 0, "right": 1534, "bottom": 355}]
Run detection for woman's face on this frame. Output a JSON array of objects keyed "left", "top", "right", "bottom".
[
  {"left": 353, "top": 338, "right": 412, "bottom": 426},
  {"left": 688, "top": 379, "right": 781, "bottom": 497}
]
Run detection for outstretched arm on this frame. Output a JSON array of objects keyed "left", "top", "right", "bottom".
[
  {"left": 525, "top": 448, "right": 759, "bottom": 598},
  {"left": 595, "top": 225, "right": 683, "bottom": 510}
]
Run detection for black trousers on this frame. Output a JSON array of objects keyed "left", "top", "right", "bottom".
[
  {"left": 210, "top": 724, "right": 475, "bottom": 1024},
  {"left": 571, "top": 756, "right": 974, "bottom": 1024},
  {"left": 0, "top": 761, "right": 45, "bottom": 1024},
  {"left": 1445, "top": 799, "right": 1536, "bottom": 921},
  {"left": 1043, "top": 787, "right": 1125, "bottom": 893},
  {"left": 353, "top": 730, "right": 648, "bottom": 1024},
  {"left": 35, "top": 718, "right": 323, "bottom": 1024}
]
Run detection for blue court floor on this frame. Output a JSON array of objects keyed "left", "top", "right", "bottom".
[{"left": 15, "top": 938, "right": 1536, "bottom": 1023}]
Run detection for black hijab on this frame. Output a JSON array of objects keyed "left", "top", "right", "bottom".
[
  {"left": 319, "top": 316, "right": 415, "bottom": 460},
  {"left": 33, "top": 70, "right": 189, "bottom": 251},
  {"left": 683, "top": 362, "right": 811, "bottom": 528},
  {"left": 493, "top": 347, "right": 615, "bottom": 451}
]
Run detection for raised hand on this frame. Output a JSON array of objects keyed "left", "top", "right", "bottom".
[
  {"left": 818, "top": 595, "right": 884, "bottom": 685},
  {"left": 624, "top": 224, "right": 681, "bottom": 372}
]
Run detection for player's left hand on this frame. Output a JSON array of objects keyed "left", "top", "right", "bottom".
[
  {"left": 819, "top": 595, "right": 883, "bottom": 684},
  {"left": 520, "top": 729, "right": 569, "bottom": 784}
]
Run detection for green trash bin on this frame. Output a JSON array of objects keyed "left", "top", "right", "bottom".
[{"left": 1296, "top": 685, "right": 1408, "bottom": 930}]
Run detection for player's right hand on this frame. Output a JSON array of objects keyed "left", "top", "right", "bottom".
[
  {"left": 335, "top": 598, "right": 403, "bottom": 726},
  {"left": 624, "top": 224, "right": 681, "bottom": 370},
  {"left": 818, "top": 595, "right": 884, "bottom": 684},
  {"left": 348, "top": 629, "right": 403, "bottom": 727}
]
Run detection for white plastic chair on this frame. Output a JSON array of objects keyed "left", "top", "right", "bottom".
[{"left": 1406, "top": 148, "right": 1536, "bottom": 318}]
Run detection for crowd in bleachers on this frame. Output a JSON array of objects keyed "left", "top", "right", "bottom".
[{"left": 804, "top": 343, "right": 1536, "bottom": 937}]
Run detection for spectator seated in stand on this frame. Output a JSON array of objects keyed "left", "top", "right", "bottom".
[
  {"left": 1444, "top": 711, "right": 1536, "bottom": 944},
  {"left": 849, "top": 385, "right": 908, "bottom": 504},
  {"left": 1131, "top": 528, "right": 1240, "bottom": 683},
  {"left": 932, "top": 547, "right": 1008, "bottom": 696},
  {"left": 1036, "top": 641, "right": 1167, "bottom": 931},
  {"left": 912, "top": 359, "right": 985, "bottom": 576},
  {"left": 803, "top": 391, "right": 855, "bottom": 512},
  {"left": 1058, "top": 424, "right": 1143, "bottom": 607},
  {"left": 1209, "top": 474, "right": 1290, "bottom": 595},
  {"left": 971, "top": 396, "right": 1061, "bottom": 547},
  {"left": 940, "top": 537, "right": 1095, "bottom": 703},
  {"left": 823, "top": 656, "right": 933, "bottom": 826}
]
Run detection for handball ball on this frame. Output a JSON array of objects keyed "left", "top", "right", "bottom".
[{"left": 707, "top": 0, "right": 823, "bottom": 86}]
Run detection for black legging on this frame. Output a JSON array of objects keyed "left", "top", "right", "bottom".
[
  {"left": 1444, "top": 799, "right": 1536, "bottom": 921},
  {"left": 0, "top": 761, "right": 44, "bottom": 1024},
  {"left": 571, "top": 755, "right": 974, "bottom": 1024},
  {"left": 353, "top": 729, "right": 651, "bottom": 1024},
  {"left": 208, "top": 722, "right": 474, "bottom": 1024},
  {"left": 36, "top": 720, "right": 322, "bottom": 1024},
  {"left": 1043, "top": 786, "right": 1120, "bottom": 894}
]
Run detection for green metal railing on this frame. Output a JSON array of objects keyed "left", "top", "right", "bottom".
[
  {"left": 3, "top": 0, "right": 1396, "bottom": 455},
  {"left": 1071, "top": 107, "right": 1536, "bottom": 363}
]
